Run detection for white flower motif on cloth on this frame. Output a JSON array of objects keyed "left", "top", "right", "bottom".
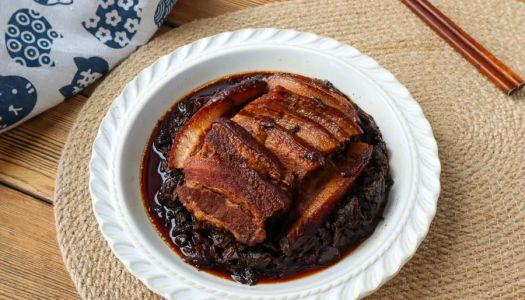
[
  {"left": 105, "top": 9, "right": 121, "bottom": 26},
  {"left": 95, "top": 27, "right": 112, "bottom": 43},
  {"left": 114, "top": 31, "right": 130, "bottom": 47},
  {"left": 78, "top": 69, "right": 101, "bottom": 87},
  {"left": 97, "top": 0, "right": 115, "bottom": 10},
  {"left": 123, "top": 18, "right": 139, "bottom": 33},
  {"left": 1, "top": 0, "right": 177, "bottom": 132},
  {"left": 84, "top": 15, "right": 100, "bottom": 29},
  {"left": 117, "top": 0, "right": 134, "bottom": 10},
  {"left": 67, "top": 68, "right": 103, "bottom": 95},
  {"left": 134, "top": 3, "right": 143, "bottom": 18},
  {"left": 83, "top": 0, "right": 141, "bottom": 49},
  {"left": 71, "top": 85, "right": 83, "bottom": 95},
  {"left": 59, "top": 57, "right": 109, "bottom": 98}
]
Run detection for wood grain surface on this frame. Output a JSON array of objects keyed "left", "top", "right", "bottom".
[
  {"left": 0, "top": 1, "right": 277, "bottom": 299},
  {"left": 0, "top": 185, "right": 77, "bottom": 299}
]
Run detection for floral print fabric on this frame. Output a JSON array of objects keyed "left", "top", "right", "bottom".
[{"left": 0, "top": 0, "right": 177, "bottom": 132}]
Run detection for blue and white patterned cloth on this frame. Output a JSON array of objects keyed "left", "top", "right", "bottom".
[{"left": 0, "top": 0, "right": 177, "bottom": 132}]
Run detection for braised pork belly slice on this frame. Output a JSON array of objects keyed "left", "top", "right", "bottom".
[
  {"left": 201, "top": 118, "right": 293, "bottom": 186},
  {"left": 176, "top": 185, "right": 265, "bottom": 246},
  {"left": 232, "top": 113, "right": 324, "bottom": 180},
  {"left": 286, "top": 143, "right": 373, "bottom": 247},
  {"left": 242, "top": 93, "right": 340, "bottom": 153},
  {"left": 269, "top": 86, "right": 362, "bottom": 140},
  {"left": 183, "top": 155, "right": 292, "bottom": 225},
  {"left": 168, "top": 77, "right": 268, "bottom": 169},
  {"left": 266, "top": 73, "right": 362, "bottom": 133}
]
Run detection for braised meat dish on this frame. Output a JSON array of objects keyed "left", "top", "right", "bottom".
[{"left": 142, "top": 72, "right": 392, "bottom": 284}]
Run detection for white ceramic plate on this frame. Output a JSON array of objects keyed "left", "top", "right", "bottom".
[{"left": 90, "top": 28, "right": 440, "bottom": 300}]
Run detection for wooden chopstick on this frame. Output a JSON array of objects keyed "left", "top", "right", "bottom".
[{"left": 401, "top": 0, "right": 524, "bottom": 95}]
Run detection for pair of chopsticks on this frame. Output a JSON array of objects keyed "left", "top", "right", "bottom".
[{"left": 401, "top": 0, "right": 524, "bottom": 95}]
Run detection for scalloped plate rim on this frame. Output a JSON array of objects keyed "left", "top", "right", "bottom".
[{"left": 89, "top": 28, "right": 440, "bottom": 300}]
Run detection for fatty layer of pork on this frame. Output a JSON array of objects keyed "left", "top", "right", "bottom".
[
  {"left": 170, "top": 74, "right": 373, "bottom": 247},
  {"left": 266, "top": 73, "right": 362, "bottom": 130},
  {"left": 177, "top": 185, "right": 266, "bottom": 245},
  {"left": 176, "top": 122, "right": 292, "bottom": 245},
  {"left": 232, "top": 113, "right": 324, "bottom": 180},
  {"left": 168, "top": 77, "right": 268, "bottom": 169},
  {"left": 285, "top": 143, "right": 373, "bottom": 248},
  {"left": 201, "top": 118, "right": 293, "bottom": 186},
  {"left": 241, "top": 91, "right": 340, "bottom": 153}
]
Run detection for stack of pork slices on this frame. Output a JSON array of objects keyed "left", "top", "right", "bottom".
[{"left": 168, "top": 74, "right": 373, "bottom": 248}]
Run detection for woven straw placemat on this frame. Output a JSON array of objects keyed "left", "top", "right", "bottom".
[{"left": 54, "top": 0, "right": 525, "bottom": 298}]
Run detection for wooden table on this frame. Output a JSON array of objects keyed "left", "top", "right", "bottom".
[{"left": 0, "top": 1, "right": 279, "bottom": 298}]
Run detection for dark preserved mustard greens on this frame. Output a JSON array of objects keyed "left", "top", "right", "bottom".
[{"left": 141, "top": 72, "right": 392, "bottom": 285}]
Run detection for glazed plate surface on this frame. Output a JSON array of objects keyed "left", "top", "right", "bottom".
[{"left": 89, "top": 28, "right": 440, "bottom": 300}]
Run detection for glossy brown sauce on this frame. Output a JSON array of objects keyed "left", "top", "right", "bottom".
[
  {"left": 140, "top": 77, "right": 232, "bottom": 259},
  {"left": 140, "top": 72, "right": 391, "bottom": 284},
  {"left": 141, "top": 105, "right": 361, "bottom": 283}
]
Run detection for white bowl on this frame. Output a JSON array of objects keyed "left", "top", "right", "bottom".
[{"left": 89, "top": 28, "right": 440, "bottom": 300}]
